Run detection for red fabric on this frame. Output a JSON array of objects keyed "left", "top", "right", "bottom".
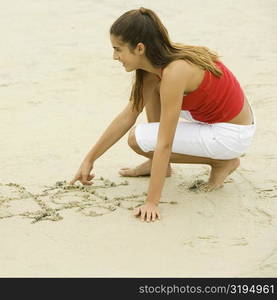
[{"left": 159, "top": 61, "right": 245, "bottom": 124}]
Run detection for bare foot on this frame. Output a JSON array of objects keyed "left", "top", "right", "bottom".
[
  {"left": 119, "top": 159, "right": 172, "bottom": 177},
  {"left": 200, "top": 158, "right": 240, "bottom": 192}
]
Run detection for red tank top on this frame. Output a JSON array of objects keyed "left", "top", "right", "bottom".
[{"left": 159, "top": 61, "right": 245, "bottom": 124}]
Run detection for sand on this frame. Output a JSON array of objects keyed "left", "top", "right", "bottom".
[{"left": 0, "top": 0, "right": 277, "bottom": 277}]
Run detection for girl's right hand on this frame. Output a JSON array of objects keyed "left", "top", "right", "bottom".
[{"left": 70, "top": 160, "right": 95, "bottom": 185}]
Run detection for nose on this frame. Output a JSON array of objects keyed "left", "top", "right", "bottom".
[{"left": 113, "top": 51, "right": 119, "bottom": 61}]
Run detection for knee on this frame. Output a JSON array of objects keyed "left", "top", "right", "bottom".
[{"left": 128, "top": 127, "right": 141, "bottom": 152}]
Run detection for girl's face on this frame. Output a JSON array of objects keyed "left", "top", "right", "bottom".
[{"left": 110, "top": 35, "right": 144, "bottom": 72}]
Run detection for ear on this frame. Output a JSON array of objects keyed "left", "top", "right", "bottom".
[{"left": 136, "top": 42, "right": 145, "bottom": 55}]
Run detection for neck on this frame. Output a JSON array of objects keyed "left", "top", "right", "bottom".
[{"left": 137, "top": 58, "right": 162, "bottom": 77}]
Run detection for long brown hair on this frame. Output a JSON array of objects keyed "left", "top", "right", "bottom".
[{"left": 110, "top": 7, "right": 222, "bottom": 112}]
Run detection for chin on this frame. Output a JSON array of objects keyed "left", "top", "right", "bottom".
[{"left": 125, "top": 66, "right": 136, "bottom": 73}]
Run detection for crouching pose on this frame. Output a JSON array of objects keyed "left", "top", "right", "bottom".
[{"left": 70, "top": 7, "right": 256, "bottom": 222}]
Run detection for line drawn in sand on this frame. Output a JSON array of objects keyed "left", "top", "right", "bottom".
[
  {"left": 0, "top": 178, "right": 135, "bottom": 223},
  {"left": 0, "top": 177, "right": 177, "bottom": 224}
]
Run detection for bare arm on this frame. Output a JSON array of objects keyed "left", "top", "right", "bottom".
[
  {"left": 134, "top": 61, "right": 189, "bottom": 221},
  {"left": 146, "top": 64, "right": 185, "bottom": 203},
  {"left": 70, "top": 100, "right": 141, "bottom": 185}
]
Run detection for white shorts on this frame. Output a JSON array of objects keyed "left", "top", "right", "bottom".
[{"left": 134, "top": 110, "right": 256, "bottom": 160}]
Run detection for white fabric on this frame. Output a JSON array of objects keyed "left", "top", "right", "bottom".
[{"left": 134, "top": 110, "right": 256, "bottom": 160}]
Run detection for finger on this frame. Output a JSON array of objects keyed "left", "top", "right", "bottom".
[
  {"left": 82, "top": 181, "right": 93, "bottom": 186},
  {"left": 140, "top": 209, "right": 146, "bottom": 222},
  {"left": 81, "top": 174, "right": 88, "bottom": 181},
  {"left": 133, "top": 207, "right": 141, "bottom": 216},
  {"left": 70, "top": 176, "right": 78, "bottom": 185},
  {"left": 87, "top": 175, "right": 94, "bottom": 182},
  {"left": 146, "top": 211, "right": 151, "bottom": 223},
  {"left": 88, "top": 173, "right": 95, "bottom": 179},
  {"left": 157, "top": 211, "right": 161, "bottom": 220},
  {"left": 81, "top": 173, "right": 89, "bottom": 183}
]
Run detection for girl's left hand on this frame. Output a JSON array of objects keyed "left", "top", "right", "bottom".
[{"left": 133, "top": 202, "right": 161, "bottom": 222}]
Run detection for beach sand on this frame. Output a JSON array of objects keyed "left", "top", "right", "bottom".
[{"left": 0, "top": 0, "right": 277, "bottom": 277}]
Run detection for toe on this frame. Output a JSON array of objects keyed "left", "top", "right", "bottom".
[
  {"left": 199, "top": 183, "right": 209, "bottom": 192},
  {"left": 206, "top": 182, "right": 224, "bottom": 192},
  {"left": 119, "top": 169, "right": 126, "bottom": 176},
  {"left": 119, "top": 168, "right": 133, "bottom": 177}
]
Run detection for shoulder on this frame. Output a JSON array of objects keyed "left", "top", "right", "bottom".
[
  {"left": 162, "top": 60, "right": 205, "bottom": 93},
  {"left": 160, "top": 60, "right": 194, "bottom": 92},
  {"left": 161, "top": 60, "right": 197, "bottom": 86},
  {"left": 163, "top": 60, "right": 194, "bottom": 78}
]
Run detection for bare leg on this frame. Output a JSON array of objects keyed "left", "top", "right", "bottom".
[
  {"left": 119, "top": 75, "right": 240, "bottom": 191},
  {"left": 119, "top": 75, "right": 172, "bottom": 177},
  {"left": 130, "top": 147, "right": 240, "bottom": 191},
  {"left": 119, "top": 159, "right": 172, "bottom": 177}
]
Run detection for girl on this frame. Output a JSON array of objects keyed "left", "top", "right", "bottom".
[{"left": 70, "top": 7, "right": 256, "bottom": 222}]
